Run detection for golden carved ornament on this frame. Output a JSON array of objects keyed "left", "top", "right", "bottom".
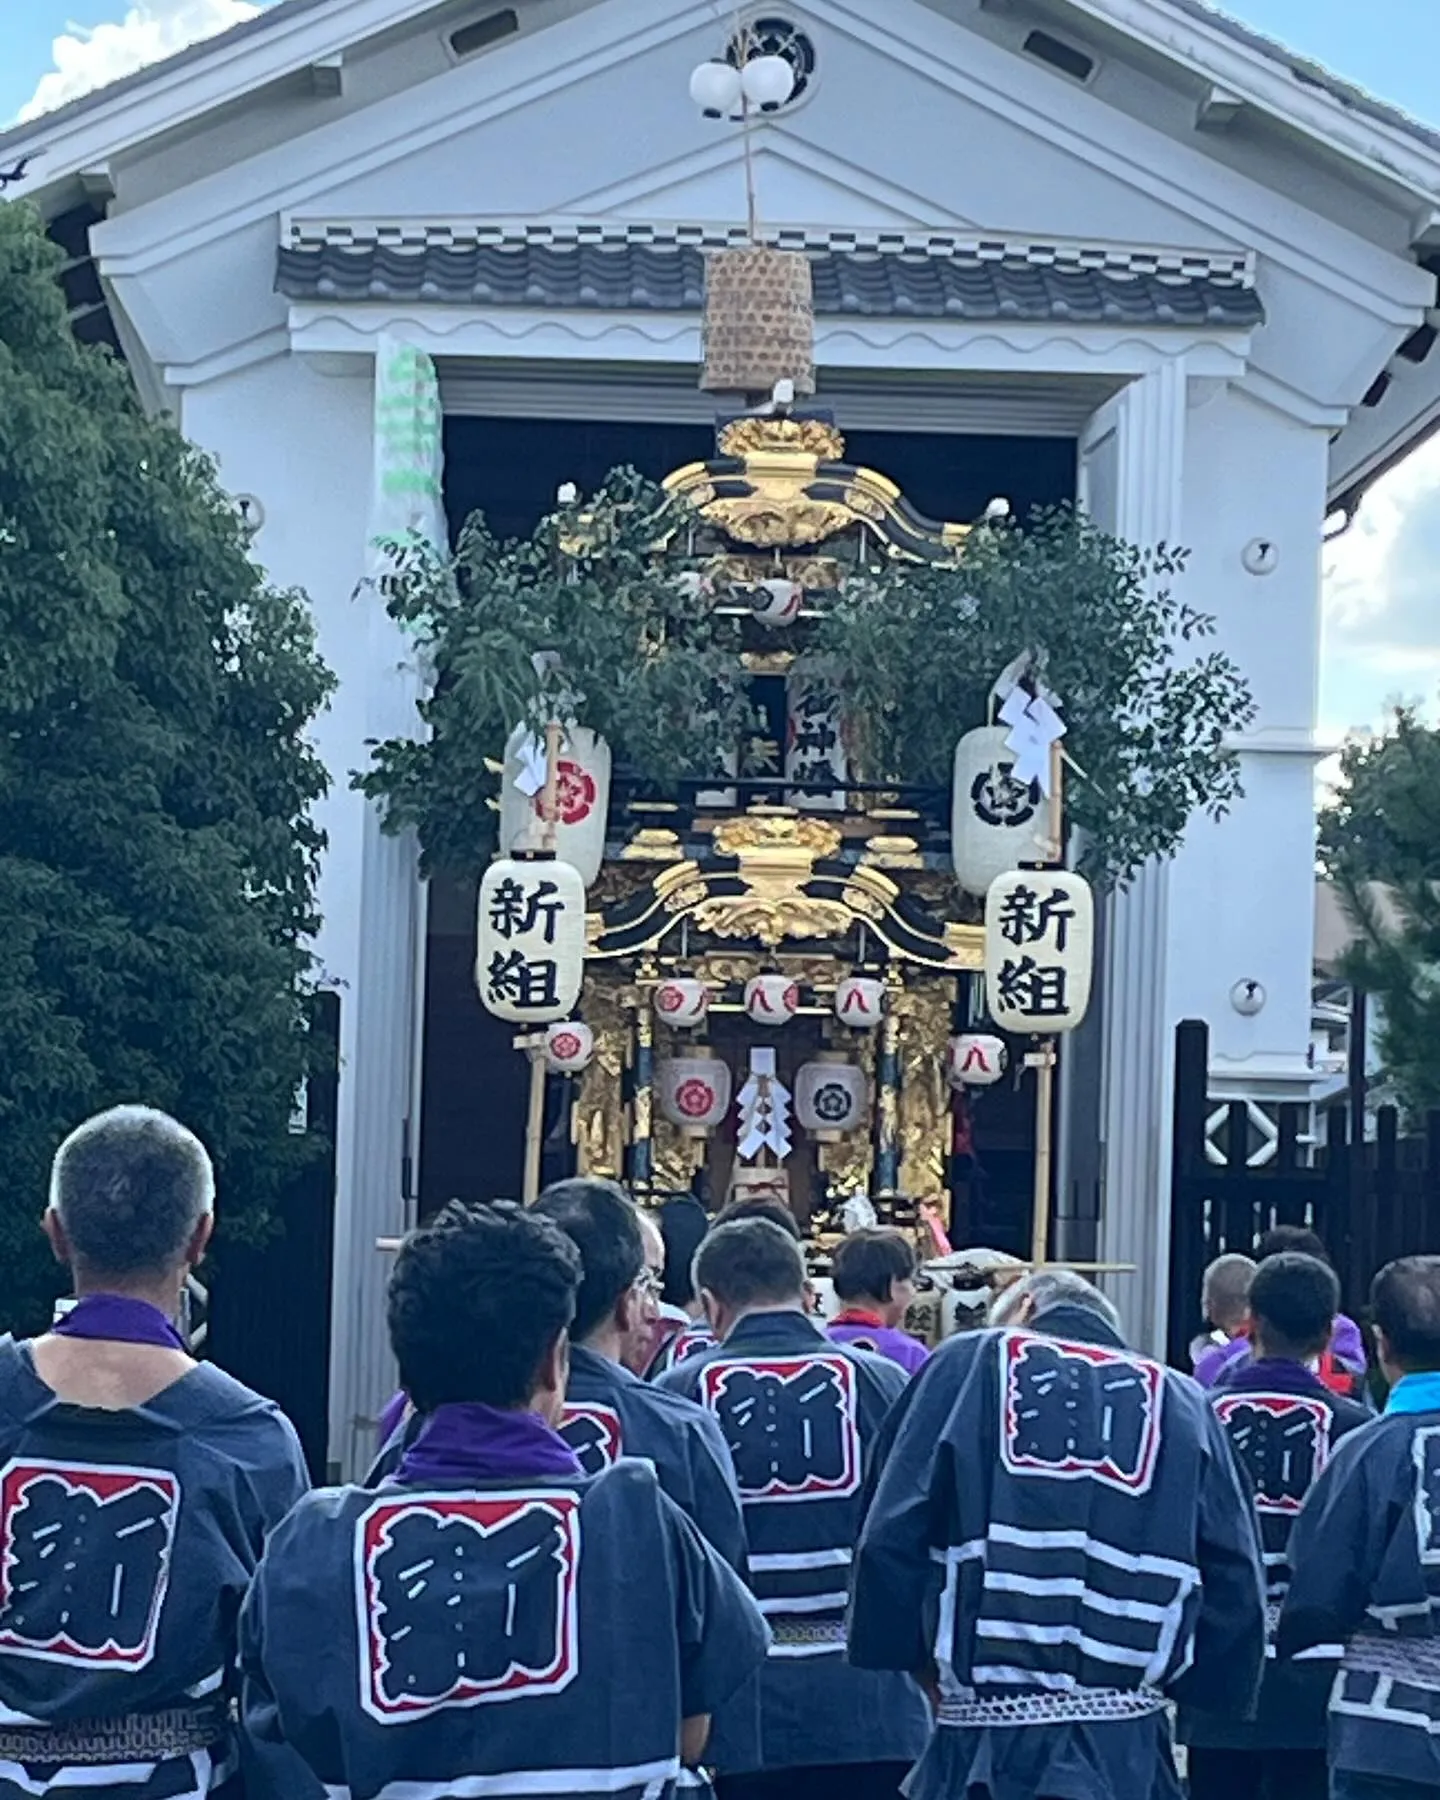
[
  {"left": 712, "top": 812, "right": 842, "bottom": 861},
  {"left": 718, "top": 417, "right": 845, "bottom": 461},
  {"left": 691, "top": 893, "right": 853, "bottom": 949},
  {"left": 861, "top": 836, "right": 924, "bottom": 870},
  {"left": 891, "top": 979, "right": 956, "bottom": 1203},
  {"left": 619, "top": 828, "right": 685, "bottom": 863},
  {"left": 707, "top": 498, "right": 857, "bottom": 549},
  {"left": 573, "top": 976, "right": 634, "bottom": 1180},
  {"left": 942, "top": 922, "right": 987, "bottom": 971}
]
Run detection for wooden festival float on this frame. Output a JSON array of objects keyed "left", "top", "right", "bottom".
[{"left": 471, "top": 404, "right": 1098, "bottom": 1324}]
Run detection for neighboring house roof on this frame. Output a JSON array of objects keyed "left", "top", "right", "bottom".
[{"left": 277, "top": 222, "right": 1264, "bottom": 329}]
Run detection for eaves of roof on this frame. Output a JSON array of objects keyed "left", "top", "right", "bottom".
[{"left": 3, "top": 0, "right": 1440, "bottom": 208}]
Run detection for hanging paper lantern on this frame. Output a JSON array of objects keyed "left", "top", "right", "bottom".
[
  {"left": 983, "top": 869, "right": 1095, "bottom": 1034},
  {"left": 946, "top": 1033, "right": 1007, "bottom": 1089},
  {"left": 795, "top": 1061, "right": 868, "bottom": 1139},
  {"left": 747, "top": 577, "right": 803, "bottom": 628},
  {"left": 475, "top": 858, "right": 587, "bottom": 1025},
  {"left": 834, "top": 975, "right": 885, "bottom": 1029},
  {"left": 745, "top": 974, "right": 799, "bottom": 1024},
  {"left": 951, "top": 726, "right": 1048, "bottom": 898},
  {"left": 545, "top": 1020, "right": 595, "bottom": 1075},
  {"left": 654, "top": 978, "right": 711, "bottom": 1028},
  {"left": 658, "top": 1055, "right": 733, "bottom": 1135},
  {"left": 499, "top": 725, "right": 611, "bottom": 889}
]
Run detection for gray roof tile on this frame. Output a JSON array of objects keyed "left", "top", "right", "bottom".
[{"left": 274, "top": 239, "right": 1263, "bottom": 328}]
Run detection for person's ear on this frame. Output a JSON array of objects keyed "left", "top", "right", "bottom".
[
  {"left": 700, "top": 1288, "right": 726, "bottom": 1337},
  {"left": 537, "top": 1328, "right": 570, "bottom": 1418},
  {"left": 41, "top": 1208, "right": 70, "bottom": 1267},
  {"left": 615, "top": 1279, "right": 641, "bottom": 1338},
  {"left": 186, "top": 1213, "right": 215, "bottom": 1267}
]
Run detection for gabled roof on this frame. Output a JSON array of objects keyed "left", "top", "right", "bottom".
[{"left": 5, "top": 0, "right": 1440, "bottom": 207}]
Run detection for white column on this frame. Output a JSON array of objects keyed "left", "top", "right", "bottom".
[
  {"left": 324, "top": 631, "right": 422, "bottom": 1479},
  {"left": 1089, "top": 359, "right": 1187, "bottom": 1355}
]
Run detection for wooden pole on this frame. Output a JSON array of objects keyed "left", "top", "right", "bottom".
[
  {"left": 521, "top": 721, "right": 564, "bottom": 1205},
  {"left": 1030, "top": 734, "right": 1066, "bottom": 1263}
]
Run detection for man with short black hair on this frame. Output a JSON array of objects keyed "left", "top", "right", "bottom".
[
  {"left": 662, "top": 1219, "right": 930, "bottom": 1799},
  {"left": 241, "top": 1199, "right": 769, "bottom": 1800},
  {"left": 852, "top": 1269, "right": 1266, "bottom": 1800},
  {"left": 1209, "top": 1227, "right": 1368, "bottom": 1397},
  {"left": 827, "top": 1229, "right": 928, "bottom": 1375},
  {"left": 1181, "top": 1253, "right": 1371, "bottom": 1800},
  {"left": 533, "top": 1178, "right": 747, "bottom": 1572},
  {"left": 1282, "top": 1255, "right": 1440, "bottom": 1799},
  {"left": 0, "top": 1106, "right": 309, "bottom": 1797}
]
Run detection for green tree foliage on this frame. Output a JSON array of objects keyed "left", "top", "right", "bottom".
[
  {"left": 815, "top": 508, "right": 1256, "bottom": 887},
  {"left": 358, "top": 468, "right": 758, "bottom": 877},
  {"left": 1319, "top": 706, "right": 1440, "bottom": 1117},
  {"left": 0, "top": 203, "right": 334, "bottom": 1329}
]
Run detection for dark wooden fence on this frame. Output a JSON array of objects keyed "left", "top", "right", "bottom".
[
  {"left": 206, "top": 992, "right": 339, "bottom": 1479},
  {"left": 1168, "top": 1017, "right": 1440, "bottom": 1367}
]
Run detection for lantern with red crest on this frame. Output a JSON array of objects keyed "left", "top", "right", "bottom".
[
  {"left": 653, "top": 977, "right": 711, "bottom": 1029},
  {"left": 657, "top": 1055, "right": 733, "bottom": 1137},
  {"left": 544, "top": 1021, "right": 595, "bottom": 1075},
  {"left": 745, "top": 974, "right": 799, "bottom": 1025}
]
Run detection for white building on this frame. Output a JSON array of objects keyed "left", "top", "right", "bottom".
[{"left": 8, "top": 0, "right": 1440, "bottom": 1471}]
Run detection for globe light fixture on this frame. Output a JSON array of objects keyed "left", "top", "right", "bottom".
[
  {"left": 739, "top": 52, "right": 794, "bottom": 110},
  {"left": 689, "top": 59, "right": 744, "bottom": 117}
]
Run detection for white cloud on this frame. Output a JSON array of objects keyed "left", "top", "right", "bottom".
[
  {"left": 19, "top": 0, "right": 262, "bottom": 124},
  {"left": 1321, "top": 431, "right": 1440, "bottom": 737}
]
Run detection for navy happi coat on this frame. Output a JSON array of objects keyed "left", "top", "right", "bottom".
[
  {"left": 1180, "top": 1356, "right": 1370, "bottom": 1753},
  {"left": 849, "top": 1305, "right": 1266, "bottom": 1800},
  {"left": 1278, "top": 1400, "right": 1440, "bottom": 1786},
  {"left": 0, "top": 1337, "right": 308, "bottom": 1800},
  {"left": 559, "top": 1345, "right": 747, "bottom": 1573},
  {"left": 660, "top": 1309, "right": 931, "bottom": 1775},
  {"left": 240, "top": 1458, "right": 769, "bottom": 1800}
]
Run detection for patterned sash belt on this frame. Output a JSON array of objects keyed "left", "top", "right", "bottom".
[
  {"left": 0, "top": 1702, "right": 230, "bottom": 1766},
  {"left": 937, "top": 1686, "right": 1166, "bottom": 1728},
  {"left": 769, "top": 1618, "right": 847, "bottom": 1650}
]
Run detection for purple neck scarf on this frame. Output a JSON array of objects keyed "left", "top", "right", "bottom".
[
  {"left": 396, "top": 1402, "right": 583, "bottom": 1487},
  {"left": 52, "top": 1293, "right": 186, "bottom": 1352}
]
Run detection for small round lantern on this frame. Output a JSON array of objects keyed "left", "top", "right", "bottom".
[
  {"left": 745, "top": 974, "right": 799, "bottom": 1025},
  {"left": 947, "top": 1033, "right": 1008, "bottom": 1089},
  {"left": 545, "top": 1021, "right": 595, "bottom": 1075},
  {"left": 749, "top": 576, "right": 803, "bottom": 628},
  {"left": 834, "top": 975, "right": 885, "bottom": 1029},
  {"left": 654, "top": 977, "right": 711, "bottom": 1029},
  {"left": 658, "top": 1055, "right": 734, "bottom": 1136},
  {"left": 795, "top": 1060, "right": 868, "bottom": 1140}
]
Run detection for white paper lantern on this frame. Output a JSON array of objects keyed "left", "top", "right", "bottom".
[
  {"left": 654, "top": 977, "right": 711, "bottom": 1029},
  {"left": 951, "top": 726, "right": 1048, "bottom": 898},
  {"left": 983, "top": 869, "right": 1095, "bottom": 1034},
  {"left": 795, "top": 1061, "right": 868, "bottom": 1139},
  {"left": 690, "top": 59, "right": 744, "bottom": 115},
  {"left": 834, "top": 976, "right": 885, "bottom": 1029},
  {"left": 499, "top": 725, "right": 611, "bottom": 889},
  {"left": 658, "top": 1055, "right": 733, "bottom": 1134},
  {"left": 748, "top": 577, "right": 803, "bottom": 628},
  {"left": 545, "top": 1020, "right": 595, "bottom": 1075},
  {"left": 745, "top": 974, "right": 799, "bottom": 1025},
  {"left": 475, "top": 857, "right": 587, "bottom": 1025},
  {"left": 740, "top": 52, "right": 795, "bottom": 109},
  {"left": 947, "top": 1033, "right": 1007, "bottom": 1089}
]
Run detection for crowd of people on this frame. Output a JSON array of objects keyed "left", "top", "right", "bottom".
[{"left": 3, "top": 1105, "right": 1440, "bottom": 1800}]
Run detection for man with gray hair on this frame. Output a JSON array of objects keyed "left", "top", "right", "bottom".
[
  {"left": 851, "top": 1260, "right": 1266, "bottom": 1800},
  {"left": 0, "top": 1105, "right": 309, "bottom": 1798}
]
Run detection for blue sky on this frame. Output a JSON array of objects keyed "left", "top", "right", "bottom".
[{"left": 7, "top": 0, "right": 1440, "bottom": 740}]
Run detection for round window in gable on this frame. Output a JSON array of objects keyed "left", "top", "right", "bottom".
[{"left": 726, "top": 16, "right": 817, "bottom": 109}]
